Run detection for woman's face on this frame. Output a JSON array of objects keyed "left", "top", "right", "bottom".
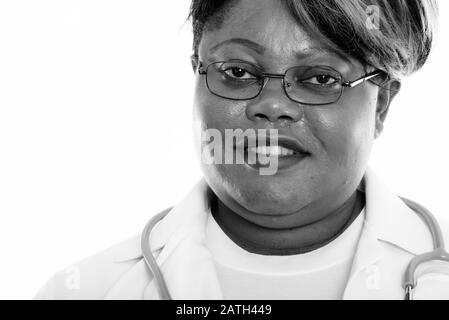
[{"left": 193, "top": 0, "right": 393, "bottom": 227}]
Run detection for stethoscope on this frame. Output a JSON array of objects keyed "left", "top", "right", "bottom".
[{"left": 141, "top": 197, "right": 449, "bottom": 300}]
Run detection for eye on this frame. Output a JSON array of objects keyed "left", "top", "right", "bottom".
[
  {"left": 302, "top": 74, "right": 339, "bottom": 86},
  {"left": 222, "top": 67, "right": 257, "bottom": 80}
]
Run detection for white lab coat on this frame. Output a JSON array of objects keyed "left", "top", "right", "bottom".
[{"left": 34, "top": 167, "right": 449, "bottom": 299}]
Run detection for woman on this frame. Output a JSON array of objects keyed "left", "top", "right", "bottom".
[{"left": 35, "top": 0, "right": 449, "bottom": 300}]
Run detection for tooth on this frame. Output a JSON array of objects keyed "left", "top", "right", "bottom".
[
  {"left": 285, "top": 148, "right": 294, "bottom": 156},
  {"left": 249, "top": 145, "right": 295, "bottom": 158},
  {"left": 265, "top": 146, "right": 272, "bottom": 155},
  {"left": 272, "top": 146, "right": 281, "bottom": 156}
]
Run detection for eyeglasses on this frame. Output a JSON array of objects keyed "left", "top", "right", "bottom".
[{"left": 197, "top": 60, "right": 385, "bottom": 106}]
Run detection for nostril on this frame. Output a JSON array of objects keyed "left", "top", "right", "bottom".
[
  {"left": 278, "top": 115, "right": 294, "bottom": 122},
  {"left": 254, "top": 113, "right": 270, "bottom": 121}
]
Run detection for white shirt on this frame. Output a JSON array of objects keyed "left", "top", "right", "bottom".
[{"left": 206, "top": 208, "right": 366, "bottom": 300}]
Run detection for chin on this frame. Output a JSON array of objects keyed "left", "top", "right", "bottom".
[
  {"left": 204, "top": 165, "right": 313, "bottom": 216},
  {"left": 235, "top": 185, "right": 309, "bottom": 215}
]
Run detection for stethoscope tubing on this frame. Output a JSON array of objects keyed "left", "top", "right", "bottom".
[
  {"left": 140, "top": 207, "right": 172, "bottom": 300},
  {"left": 399, "top": 197, "right": 449, "bottom": 300}
]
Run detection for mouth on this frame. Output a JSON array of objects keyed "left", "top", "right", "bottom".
[
  {"left": 247, "top": 145, "right": 298, "bottom": 157},
  {"left": 234, "top": 135, "right": 311, "bottom": 171}
]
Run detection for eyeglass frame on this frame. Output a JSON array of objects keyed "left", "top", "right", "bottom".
[{"left": 196, "top": 59, "right": 386, "bottom": 106}]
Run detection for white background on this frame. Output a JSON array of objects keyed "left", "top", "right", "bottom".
[{"left": 0, "top": 1, "right": 448, "bottom": 299}]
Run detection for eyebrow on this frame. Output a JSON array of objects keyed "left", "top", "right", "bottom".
[
  {"left": 208, "top": 37, "right": 353, "bottom": 65},
  {"left": 209, "top": 38, "right": 266, "bottom": 55},
  {"left": 296, "top": 47, "right": 353, "bottom": 65}
]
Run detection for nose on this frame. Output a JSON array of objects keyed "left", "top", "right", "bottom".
[{"left": 245, "top": 79, "right": 304, "bottom": 124}]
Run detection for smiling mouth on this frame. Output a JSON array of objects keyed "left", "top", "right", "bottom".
[{"left": 234, "top": 136, "right": 311, "bottom": 170}]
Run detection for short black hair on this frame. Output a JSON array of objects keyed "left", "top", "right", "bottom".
[{"left": 188, "top": 0, "right": 438, "bottom": 78}]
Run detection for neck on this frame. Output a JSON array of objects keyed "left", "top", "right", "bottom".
[{"left": 210, "top": 191, "right": 365, "bottom": 255}]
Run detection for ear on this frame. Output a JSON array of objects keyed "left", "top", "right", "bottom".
[
  {"left": 374, "top": 79, "right": 401, "bottom": 139},
  {"left": 190, "top": 54, "right": 199, "bottom": 74}
]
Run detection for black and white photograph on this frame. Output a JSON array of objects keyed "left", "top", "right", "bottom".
[{"left": 1, "top": 0, "right": 449, "bottom": 303}]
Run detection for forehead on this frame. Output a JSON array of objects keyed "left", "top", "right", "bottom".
[{"left": 199, "top": 0, "right": 327, "bottom": 61}]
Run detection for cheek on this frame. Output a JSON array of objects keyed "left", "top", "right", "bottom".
[
  {"left": 310, "top": 87, "right": 378, "bottom": 170},
  {"left": 193, "top": 79, "right": 247, "bottom": 130},
  {"left": 192, "top": 81, "right": 250, "bottom": 173}
]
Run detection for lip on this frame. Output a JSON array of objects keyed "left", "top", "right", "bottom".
[
  {"left": 234, "top": 134, "right": 311, "bottom": 172},
  {"left": 272, "top": 136, "right": 310, "bottom": 155},
  {"left": 235, "top": 134, "right": 311, "bottom": 154}
]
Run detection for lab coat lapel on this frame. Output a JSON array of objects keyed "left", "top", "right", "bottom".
[
  {"left": 362, "top": 168, "right": 434, "bottom": 254},
  {"left": 142, "top": 179, "right": 223, "bottom": 300},
  {"left": 342, "top": 221, "right": 385, "bottom": 299},
  {"left": 105, "top": 179, "right": 223, "bottom": 300},
  {"left": 343, "top": 167, "right": 435, "bottom": 299}
]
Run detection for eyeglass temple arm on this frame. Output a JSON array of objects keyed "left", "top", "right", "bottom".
[
  {"left": 343, "top": 70, "right": 384, "bottom": 88},
  {"left": 191, "top": 55, "right": 206, "bottom": 75},
  {"left": 197, "top": 61, "right": 208, "bottom": 75}
]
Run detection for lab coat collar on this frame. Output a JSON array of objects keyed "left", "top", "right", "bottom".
[
  {"left": 111, "top": 179, "right": 212, "bottom": 263},
  {"left": 341, "top": 167, "right": 433, "bottom": 299},
  {"left": 146, "top": 179, "right": 223, "bottom": 299},
  {"left": 361, "top": 167, "right": 433, "bottom": 255}
]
